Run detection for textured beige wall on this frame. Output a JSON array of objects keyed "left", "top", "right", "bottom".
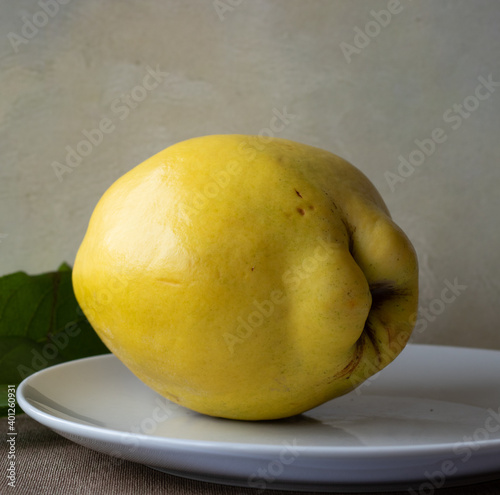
[{"left": 1, "top": 0, "right": 499, "bottom": 349}]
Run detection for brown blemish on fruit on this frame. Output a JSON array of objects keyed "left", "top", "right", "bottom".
[
  {"left": 295, "top": 189, "right": 303, "bottom": 198},
  {"left": 329, "top": 338, "right": 365, "bottom": 381},
  {"left": 162, "top": 391, "right": 181, "bottom": 403},
  {"left": 363, "top": 320, "right": 382, "bottom": 359},
  {"left": 332, "top": 281, "right": 410, "bottom": 383},
  {"left": 297, "top": 208, "right": 305, "bottom": 216},
  {"left": 363, "top": 281, "right": 412, "bottom": 358},
  {"left": 342, "top": 219, "right": 356, "bottom": 255},
  {"left": 329, "top": 197, "right": 339, "bottom": 210}
]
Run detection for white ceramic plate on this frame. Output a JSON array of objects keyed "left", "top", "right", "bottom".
[{"left": 17, "top": 344, "right": 500, "bottom": 492}]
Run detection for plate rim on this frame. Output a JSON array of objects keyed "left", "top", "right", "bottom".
[{"left": 17, "top": 343, "right": 500, "bottom": 459}]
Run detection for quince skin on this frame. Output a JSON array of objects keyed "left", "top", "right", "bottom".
[{"left": 73, "top": 135, "right": 418, "bottom": 420}]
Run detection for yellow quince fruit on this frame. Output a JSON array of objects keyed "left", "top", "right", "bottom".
[{"left": 73, "top": 135, "right": 418, "bottom": 420}]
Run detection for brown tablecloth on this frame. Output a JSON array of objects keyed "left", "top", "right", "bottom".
[{"left": 9, "top": 414, "right": 500, "bottom": 495}]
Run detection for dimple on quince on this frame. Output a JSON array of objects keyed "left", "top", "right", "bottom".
[{"left": 72, "top": 135, "right": 418, "bottom": 421}]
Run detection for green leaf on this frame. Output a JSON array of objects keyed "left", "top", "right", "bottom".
[
  {"left": 0, "top": 264, "right": 110, "bottom": 414},
  {"left": 57, "top": 262, "right": 72, "bottom": 272}
]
